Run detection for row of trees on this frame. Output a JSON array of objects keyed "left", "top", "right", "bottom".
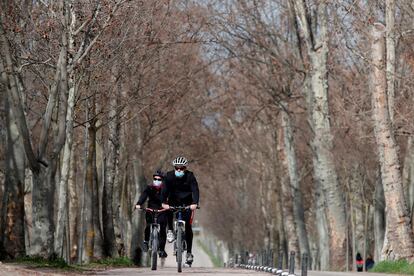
[
  {"left": 0, "top": 0, "right": 211, "bottom": 263},
  {"left": 197, "top": 0, "right": 414, "bottom": 271},
  {"left": 2, "top": 0, "right": 414, "bottom": 272}
]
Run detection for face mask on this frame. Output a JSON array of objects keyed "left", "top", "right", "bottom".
[
  {"left": 153, "top": 180, "right": 162, "bottom": 187},
  {"left": 175, "top": 170, "right": 185, "bottom": 178}
]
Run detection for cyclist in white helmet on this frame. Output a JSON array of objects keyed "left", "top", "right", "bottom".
[{"left": 161, "top": 156, "right": 200, "bottom": 265}]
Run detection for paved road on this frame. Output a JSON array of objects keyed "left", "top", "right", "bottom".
[
  {"left": 97, "top": 267, "right": 269, "bottom": 275},
  {"left": 0, "top": 263, "right": 407, "bottom": 276},
  {"left": 98, "top": 267, "right": 403, "bottom": 276},
  {"left": 306, "top": 272, "right": 405, "bottom": 276},
  {"left": 1, "top": 238, "right": 406, "bottom": 276},
  {"left": 161, "top": 236, "right": 214, "bottom": 268}
]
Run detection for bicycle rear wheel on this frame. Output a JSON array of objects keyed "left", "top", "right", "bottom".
[
  {"left": 151, "top": 230, "right": 158, "bottom": 270},
  {"left": 176, "top": 225, "right": 183, "bottom": 272}
]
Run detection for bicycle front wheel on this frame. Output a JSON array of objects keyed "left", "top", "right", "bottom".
[
  {"left": 176, "top": 225, "right": 183, "bottom": 273},
  {"left": 151, "top": 230, "right": 158, "bottom": 270}
]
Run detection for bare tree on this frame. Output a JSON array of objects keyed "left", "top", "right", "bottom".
[
  {"left": 371, "top": 22, "right": 414, "bottom": 261},
  {"left": 292, "top": 0, "right": 347, "bottom": 269}
]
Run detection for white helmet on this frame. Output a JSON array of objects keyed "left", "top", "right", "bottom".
[{"left": 172, "top": 156, "right": 188, "bottom": 166}]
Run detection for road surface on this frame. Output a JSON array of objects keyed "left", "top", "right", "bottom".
[
  {"left": 97, "top": 268, "right": 403, "bottom": 276},
  {"left": 0, "top": 238, "right": 407, "bottom": 276},
  {"left": 0, "top": 263, "right": 407, "bottom": 275}
]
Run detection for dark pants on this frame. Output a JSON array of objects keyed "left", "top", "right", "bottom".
[
  {"left": 145, "top": 212, "right": 168, "bottom": 251},
  {"left": 177, "top": 209, "right": 194, "bottom": 253}
]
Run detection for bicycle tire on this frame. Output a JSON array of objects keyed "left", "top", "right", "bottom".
[
  {"left": 176, "top": 225, "right": 183, "bottom": 273},
  {"left": 151, "top": 230, "right": 158, "bottom": 270}
]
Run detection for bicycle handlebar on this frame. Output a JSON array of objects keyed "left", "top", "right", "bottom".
[
  {"left": 169, "top": 205, "right": 200, "bottom": 211},
  {"left": 137, "top": 207, "right": 169, "bottom": 213}
]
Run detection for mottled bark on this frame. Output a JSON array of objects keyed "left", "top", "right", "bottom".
[
  {"left": 84, "top": 123, "right": 96, "bottom": 262},
  {"left": 31, "top": 165, "right": 57, "bottom": 257},
  {"left": 315, "top": 183, "right": 330, "bottom": 270},
  {"left": 293, "top": 1, "right": 347, "bottom": 269},
  {"left": 130, "top": 116, "right": 146, "bottom": 264},
  {"left": 82, "top": 116, "right": 104, "bottom": 260},
  {"left": 0, "top": 14, "right": 39, "bottom": 173},
  {"left": 385, "top": 0, "right": 396, "bottom": 123},
  {"left": 102, "top": 78, "right": 120, "bottom": 257},
  {"left": 77, "top": 111, "right": 89, "bottom": 264},
  {"left": 54, "top": 0, "right": 75, "bottom": 258},
  {"left": 349, "top": 166, "right": 365, "bottom": 261},
  {"left": 281, "top": 110, "right": 310, "bottom": 265},
  {"left": 0, "top": 87, "right": 26, "bottom": 259},
  {"left": 68, "top": 144, "right": 78, "bottom": 262},
  {"left": 277, "top": 126, "right": 300, "bottom": 265},
  {"left": 374, "top": 168, "right": 385, "bottom": 263},
  {"left": 402, "top": 137, "right": 414, "bottom": 229},
  {"left": 54, "top": 79, "right": 75, "bottom": 258},
  {"left": 371, "top": 23, "right": 414, "bottom": 261}
]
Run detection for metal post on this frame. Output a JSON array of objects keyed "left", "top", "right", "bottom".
[
  {"left": 289, "top": 251, "right": 296, "bottom": 274},
  {"left": 269, "top": 249, "right": 273, "bottom": 267},
  {"left": 278, "top": 250, "right": 284, "bottom": 269},
  {"left": 262, "top": 250, "right": 266, "bottom": 266},
  {"left": 301, "top": 253, "right": 308, "bottom": 276}
]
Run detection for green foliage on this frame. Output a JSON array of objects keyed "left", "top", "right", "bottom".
[
  {"left": 14, "top": 256, "right": 70, "bottom": 269},
  {"left": 91, "top": 257, "right": 134, "bottom": 267},
  {"left": 370, "top": 260, "right": 414, "bottom": 275},
  {"left": 196, "top": 240, "right": 222, "bottom": 268},
  {"left": 12, "top": 255, "right": 134, "bottom": 273}
]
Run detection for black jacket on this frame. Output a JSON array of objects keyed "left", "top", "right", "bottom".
[
  {"left": 136, "top": 185, "right": 163, "bottom": 209},
  {"left": 161, "top": 170, "right": 199, "bottom": 206}
]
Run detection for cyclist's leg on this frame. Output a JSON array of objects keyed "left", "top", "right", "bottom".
[
  {"left": 166, "top": 211, "right": 175, "bottom": 243},
  {"left": 158, "top": 213, "right": 168, "bottom": 252},
  {"left": 183, "top": 209, "right": 193, "bottom": 253},
  {"left": 167, "top": 210, "right": 174, "bottom": 230},
  {"left": 144, "top": 212, "right": 153, "bottom": 242}
]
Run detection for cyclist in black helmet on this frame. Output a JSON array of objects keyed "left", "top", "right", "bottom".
[
  {"left": 161, "top": 156, "right": 200, "bottom": 265},
  {"left": 135, "top": 170, "right": 172, "bottom": 258}
]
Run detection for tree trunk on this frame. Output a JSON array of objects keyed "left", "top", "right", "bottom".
[
  {"left": 68, "top": 143, "right": 78, "bottom": 262},
  {"left": 130, "top": 116, "right": 146, "bottom": 264},
  {"left": 293, "top": 1, "right": 347, "bottom": 269},
  {"left": 31, "top": 166, "right": 57, "bottom": 257},
  {"left": 102, "top": 79, "right": 120, "bottom": 258},
  {"left": 315, "top": 183, "right": 330, "bottom": 270},
  {"left": 373, "top": 167, "right": 385, "bottom": 262},
  {"left": 78, "top": 107, "right": 89, "bottom": 264},
  {"left": 84, "top": 122, "right": 96, "bottom": 262},
  {"left": 277, "top": 125, "right": 300, "bottom": 265},
  {"left": 371, "top": 22, "right": 414, "bottom": 261},
  {"left": 54, "top": 75, "right": 76, "bottom": 259},
  {"left": 281, "top": 110, "right": 310, "bottom": 266},
  {"left": 0, "top": 87, "right": 26, "bottom": 259},
  {"left": 402, "top": 137, "right": 414, "bottom": 230},
  {"left": 84, "top": 116, "right": 104, "bottom": 260},
  {"left": 386, "top": 0, "right": 396, "bottom": 123}
]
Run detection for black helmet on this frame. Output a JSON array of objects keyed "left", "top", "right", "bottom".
[{"left": 153, "top": 170, "right": 164, "bottom": 178}]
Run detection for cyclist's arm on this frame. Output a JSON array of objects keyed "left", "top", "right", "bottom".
[
  {"left": 161, "top": 178, "right": 170, "bottom": 204},
  {"left": 190, "top": 174, "right": 199, "bottom": 205},
  {"left": 136, "top": 186, "right": 149, "bottom": 206}
]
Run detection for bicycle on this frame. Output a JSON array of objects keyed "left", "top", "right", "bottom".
[
  {"left": 169, "top": 205, "right": 200, "bottom": 273},
  {"left": 138, "top": 207, "right": 168, "bottom": 270}
]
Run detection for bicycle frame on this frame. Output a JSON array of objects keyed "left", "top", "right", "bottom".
[
  {"left": 139, "top": 207, "right": 168, "bottom": 270},
  {"left": 169, "top": 205, "right": 199, "bottom": 272}
]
